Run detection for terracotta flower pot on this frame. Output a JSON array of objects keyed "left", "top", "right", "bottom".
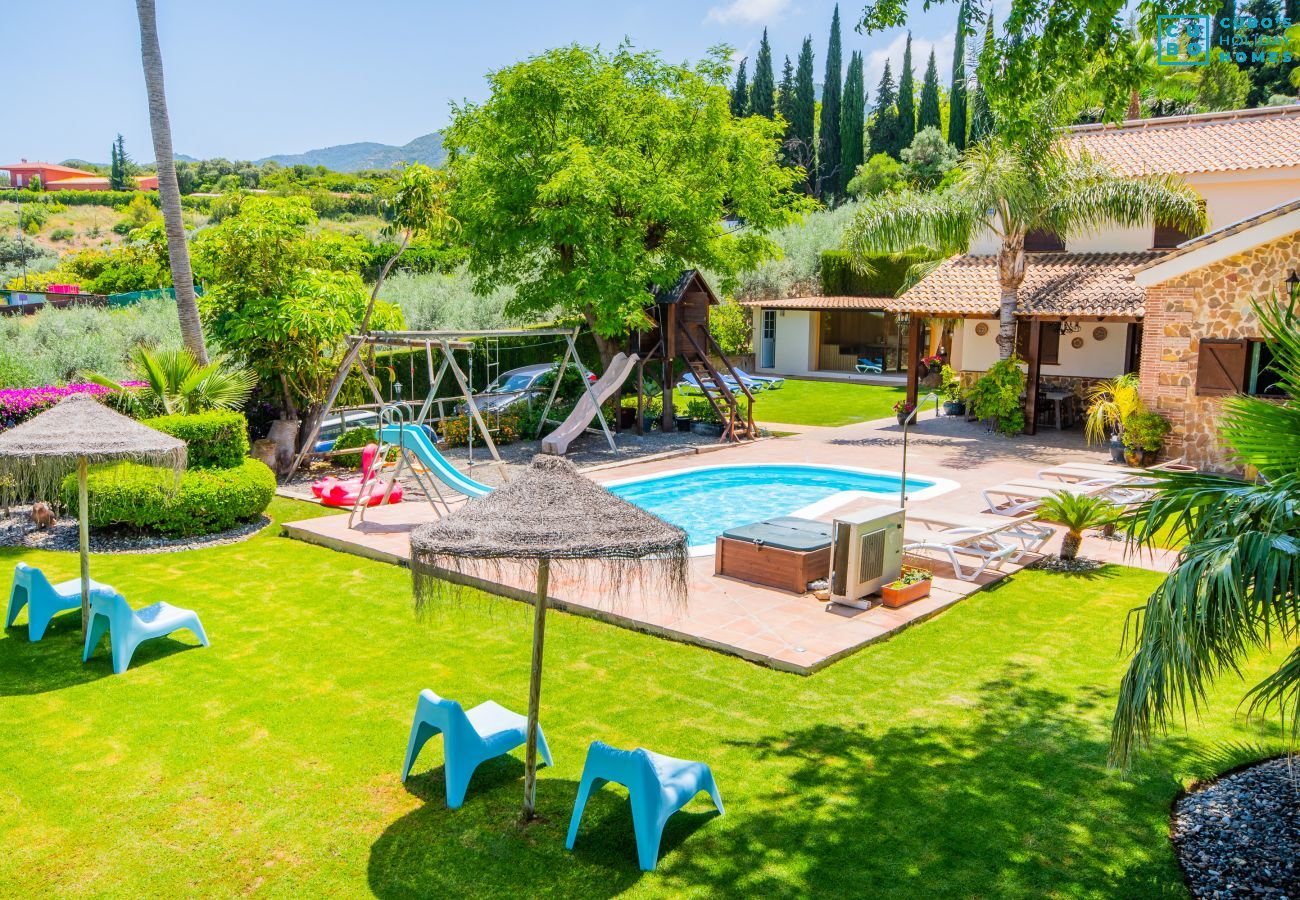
[{"left": 881, "top": 576, "right": 932, "bottom": 608}]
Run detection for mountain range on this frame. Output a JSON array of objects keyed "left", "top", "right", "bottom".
[{"left": 255, "top": 132, "right": 446, "bottom": 172}]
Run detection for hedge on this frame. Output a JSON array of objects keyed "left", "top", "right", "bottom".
[
  {"left": 144, "top": 410, "right": 249, "bottom": 469},
  {"left": 331, "top": 425, "right": 377, "bottom": 467},
  {"left": 60, "top": 458, "right": 275, "bottom": 537},
  {"left": 819, "top": 250, "right": 934, "bottom": 297}
]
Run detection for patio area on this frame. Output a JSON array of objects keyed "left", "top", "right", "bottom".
[{"left": 282, "top": 414, "right": 1177, "bottom": 674}]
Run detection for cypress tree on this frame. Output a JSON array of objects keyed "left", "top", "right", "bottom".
[
  {"left": 868, "top": 60, "right": 903, "bottom": 159},
  {"left": 1288, "top": 0, "right": 1298, "bottom": 24},
  {"left": 794, "top": 37, "right": 817, "bottom": 193},
  {"left": 897, "top": 33, "right": 917, "bottom": 150},
  {"left": 839, "top": 51, "right": 866, "bottom": 197},
  {"left": 820, "top": 4, "right": 844, "bottom": 201},
  {"left": 918, "top": 49, "right": 942, "bottom": 133},
  {"left": 948, "top": 0, "right": 969, "bottom": 151},
  {"left": 1211, "top": 0, "right": 1234, "bottom": 50},
  {"left": 777, "top": 54, "right": 798, "bottom": 166},
  {"left": 968, "top": 15, "right": 996, "bottom": 145},
  {"left": 730, "top": 58, "right": 750, "bottom": 117},
  {"left": 751, "top": 29, "right": 776, "bottom": 119},
  {"left": 110, "top": 138, "right": 123, "bottom": 192}
]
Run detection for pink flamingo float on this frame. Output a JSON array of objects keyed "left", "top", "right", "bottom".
[{"left": 312, "top": 443, "right": 404, "bottom": 508}]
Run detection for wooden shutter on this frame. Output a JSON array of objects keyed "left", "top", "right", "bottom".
[
  {"left": 1024, "top": 229, "right": 1065, "bottom": 252},
  {"left": 1195, "top": 339, "right": 1247, "bottom": 396}
]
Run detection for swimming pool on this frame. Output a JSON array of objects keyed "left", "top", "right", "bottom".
[{"left": 605, "top": 464, "right": 955, "bottom": 550}]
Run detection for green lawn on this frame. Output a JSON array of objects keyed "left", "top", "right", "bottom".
[
  {"left": 678, "top": 378, "right": 906, "bottom": 428},
  {"left": 0, "top": 497, "right": 1284, "bottom": 897}
]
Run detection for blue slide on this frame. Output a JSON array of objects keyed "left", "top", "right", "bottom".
[{"left": 379, "top": 425, "right": 492, "bottom": 499}]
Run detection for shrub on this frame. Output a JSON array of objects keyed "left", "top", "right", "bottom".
[
  {"left": 144, "top": 410, "right": 250, "bottom": 469},
  {"left": 50, "top": 227, "right": 75, "bottom": 242},
  {"left": 820, "top": 250, "right": 931, "bottom": 297},
  {"left": 967, "top": 357, "right": 1026, "bottom": 436},
  {"left": 0, "top": 382, "right": 134, "bottom": 430},
  {"left": 940, "top": 364, "right": 962, "bottom": 403},
  {"left": 331, "top": 425, "right": 377, "bottom": 468},
  {"left": 60, "top": 458, "right": 275, "bottom": 537},
  {"left": 709, "top": 300, "right": 751, "bottom": 356},
  {"left": 1122, "top": 411, "right": 1171, "bottom": 452},
  {"left": 439, "top": 412, "right": 522, "bottom": 447}
]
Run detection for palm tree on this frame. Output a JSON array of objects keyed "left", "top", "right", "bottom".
[
  {"left": 135, "top": 0, "right": 207, "bottom": 364},
  {"left": 89, "top": 348, "right": 255, "bottom": 416},
  {"left": 1035, "top": 491, "right": 1119, "bottom": 560},
  {"left": 845, "top": 132, "right": 1206, "bottom": 359},
  {"left": 1110, "top": 297, "right": 1300, "bottom": 767}
]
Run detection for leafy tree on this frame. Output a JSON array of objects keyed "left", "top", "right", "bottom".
[
  {"left": 1036, "top": 491, "right": 1118, "bottom": 560},
  {"left": 136, "top": 0, "right": 207, "bottom": 365},
  {"left": 709, "top": 300, "right": 752, "bottom": 356},
  {"left": 948, "top": 0, "right": 970, "bottom": 151},
  {"left": 751, "top": 29, "right": 776, "bottom": 118},
  {"left": 792, "top": 37, "right": 818, "bottom": 193},
  {"left": 731, "top": 57, "right": 750, "bottom": 117},
  {"left": 868, "top": 60, "right": 903, "bottom": 159},
  {"left": 918, "top": 49, "right": 943, "bottom": 133},
  {"left": 901, "top": 126, "right": 959, "bottom": 188},
  {"left": 90, "top": 347, "right": 255, "bottom": 416},
  {"left": 444, "top": 44, "right": 809, "bottom": 367},
  {"left": 1198, "top": 48, "right": 1252, "bottom": 110},
  {"left": 821, "top": 4, "right": 844, "bottom": 202},
  {"left": 840, "top": 51, "right": 867, "bottom": 197},
  {"left": 897, "top": 33, "right": 917, "bottom": 150},
  {"left": 967, "top": 15, "right": 996, "bottom": 146},
  {"left": 847, "top": 152, "right": 906, "bottom": 198},
  {"left": 1111, "top": 298, "right": 1300, "bottom": 767},
  {"left": 845, "top": 130, "right": 1204, "bottom": 360},
  {"left": 193, "top": 195, "right": 402, "bottom": 423}
]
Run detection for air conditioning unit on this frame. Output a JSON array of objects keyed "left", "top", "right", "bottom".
[{"left": 829, "top": 506, "right": 906, "bottom": 609}]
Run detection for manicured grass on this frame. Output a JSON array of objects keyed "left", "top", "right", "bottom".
[
  {"left": 0, "top": 497, "right": 1284, "bottom": 896},
  {"left": 677, "top": 378, "right": 906, "bottom": 428}
]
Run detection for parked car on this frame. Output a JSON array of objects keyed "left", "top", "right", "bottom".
[
  {"left": 313, "top": 410, "right": 380, "bottom": 453},
  {"left": 457, "top": 363, "right": 597, "bottom": 415}
]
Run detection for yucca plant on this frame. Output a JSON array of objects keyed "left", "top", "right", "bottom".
[
  {"left": 90, "top": 347, "right": 255, "bottom": 416},
  {"left": 1110, "top": 296, "right": 1300, "bottom": 768},
  {"left": 1035, "top": 490, "right": 1119, "bottom": 561}
]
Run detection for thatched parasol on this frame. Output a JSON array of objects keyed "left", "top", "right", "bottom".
[
  {"left": 0, "top": 394, "right": 186, "bottom": 631},
  {"left": 411, "top": 454, "right": 688, "bottom": 818}
]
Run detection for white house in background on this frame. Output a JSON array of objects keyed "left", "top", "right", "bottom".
[{"left": 742, "top": 105, "right": 1300, "bottom": 432}]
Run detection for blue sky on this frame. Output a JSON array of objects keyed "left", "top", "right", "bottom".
[{"left": 5, "top": 0, "right": 969, "bottom": 165}]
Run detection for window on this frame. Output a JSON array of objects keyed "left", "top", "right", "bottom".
[
  {"left": 1195, "top": 338, "right": 1283, "bottom": 397},
  {"left": 1153, "top": 201, "right": 1206, "bottom": 250},
  {"left": 1024, "top": 229, "right": 1065, "bottom": 252},
  {"left": 1015, "top": 321, "right": 1061, "bottom": 365}
]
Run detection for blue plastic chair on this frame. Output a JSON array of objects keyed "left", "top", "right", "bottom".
[
  {"left": 82, "top": 589, "right": 209, "bottom": 674},
  {"left": 401, "top": 688, "right": 553, "bottom": 808},
  {"left": 6, "top": 563, "right": 112, "bottom": 641},
  {"left": 566, "top": 740, "right": 724, "bottom": 871}
]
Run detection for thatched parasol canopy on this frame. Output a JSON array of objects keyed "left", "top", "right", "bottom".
[
  {"left": 410, "top": 454, "right": 689, "bottom": 610},
  {"left": 0, "top": 393, "right": 186, "bottom": 502},
  {"left": 409, "top": 454, "right": 688, "bottom": 819}
]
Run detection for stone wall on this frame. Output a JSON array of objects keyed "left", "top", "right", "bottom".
[{"left": 1139, "top": 231, "right": 1300, "bottom": 471}]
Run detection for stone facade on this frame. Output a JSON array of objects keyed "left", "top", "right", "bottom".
[{"left": 1139, "top": 231, "right": 1300, "bottom": 471}]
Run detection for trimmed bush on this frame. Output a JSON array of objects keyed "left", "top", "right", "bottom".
[
  {"left": 145, "top": 410, "right": 249, "bottom": 469},
  {"left": 331, "top": 425, "right": 377, "bottom": 468},
  {"left": 60, "top": 458, "right": 275, "bottom": 537}
]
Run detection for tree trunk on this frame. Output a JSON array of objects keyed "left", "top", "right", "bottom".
[
  {"left": 522, "top": 558, "right": 551, "bottom": 820},
  {"left": 996, "top": 240, "right": 1026, "bottom": 359},
  {"left": 136, "top": 0, "right": 207, "bottom": 365},
  {"left": 1060, "top": 530, "right": 1082, "bottom": 561},
  {"left": 582, "top": 309, "right": 622, "bottom": 372},
  {"left": 1126, "top": 89, "right": 1141, "bottom": 120}
]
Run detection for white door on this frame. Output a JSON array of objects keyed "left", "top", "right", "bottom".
[{"left": 760, "top": 310, "right": 776, "bottom": 369}]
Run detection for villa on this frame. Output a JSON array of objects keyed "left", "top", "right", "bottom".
[
  {"left": 746, "top": 104, "right": 1300, "bottom": 469},
  {"left": 1, "top": 160, "right": 158, "bottom": 191}
]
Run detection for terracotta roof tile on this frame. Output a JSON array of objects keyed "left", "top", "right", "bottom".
[
  {"left": 1065, "top": 105, "right": 1300, "bottom": 176},
  {"left": 898, "top": 252, "right": 1164, "bottom": 318},
  {"left": 739, "top": 295, "right": 897, "bottom": 310}
]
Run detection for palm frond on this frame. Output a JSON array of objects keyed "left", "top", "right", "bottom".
[{"left": 843, "top": 190, "right": 980, "bottom": 264}]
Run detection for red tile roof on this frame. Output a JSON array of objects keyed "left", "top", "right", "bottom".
[
  {"left": 1065, "top": 105, "right": 1300, "bottom": 176},
  {"left": 739, "top": 295, "right": 897, "bottom": 311}
]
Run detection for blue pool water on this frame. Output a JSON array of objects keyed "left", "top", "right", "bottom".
[{"left": 608, "top": 465, "right": 934, "bottom": 547}]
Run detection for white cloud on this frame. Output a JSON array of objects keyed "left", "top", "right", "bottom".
[{"left": 705, "top": 0, "right": 792, "bottom": 26}]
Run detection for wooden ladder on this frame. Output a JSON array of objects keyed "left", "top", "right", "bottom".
[{"left": 676, "top": 322, "right": 756, "bottom": 443}]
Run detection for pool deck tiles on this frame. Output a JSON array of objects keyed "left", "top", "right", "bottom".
[{"left": 282, "top": 413, "right": 1178, "bottom": 674}]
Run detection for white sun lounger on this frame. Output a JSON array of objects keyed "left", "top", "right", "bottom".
[
  {"left": 983, "top": 478, "right": 1150, "bottom": 516},
  {"left": 906, "top": 509, "right": 1053, "bottom": 562},
  {"left": 1037, "top": 457, "right": 1189, "bottom": 483},
  {"left": 902, "top": 522, "right": 1019, "bottom": 581}
]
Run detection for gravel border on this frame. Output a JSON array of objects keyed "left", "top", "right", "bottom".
[
  {"left": 1172, "top": 755, "right": 1299, "bottom": 898},
  {"left": 0, "top": 506, "right": 273, "bottom": 554},
  {"left": 1025, "top": 555, "right": 1105, "bottom": 574}
]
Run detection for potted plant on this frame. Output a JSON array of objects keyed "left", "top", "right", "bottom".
[
  {"left": 1084, "top": 373, "right": 1143, "bottom": 463},
  {"left": 1121, "top": 411, "right": 1170, "bottom": 467},
  {"left": 1035, "top": 491, "right": 1119, "bottom": 560},
  {"left": 965, "top": 357, "right": 1026, "bottom": 436},
  {"left": 894, "top": 399, "right": 917, "bottom": 426},
  {"left": 940, "top": 365, "right": 965, "bottom": 416},
  {"left": 880, "top": 566, "right": 932, "bottom": 608},
  {"left": 918, "top": 354, "right": 944, "bottom": 388}
]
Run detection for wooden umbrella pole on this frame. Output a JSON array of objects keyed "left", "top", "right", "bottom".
[
  {"left": 522, "top": 557, "right": 551, "bottom": 820},
  {"left": 78, "top": 456, "right": 90, "bottom": 634}
]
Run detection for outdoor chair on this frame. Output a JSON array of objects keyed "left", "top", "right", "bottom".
[
  {"left": 7, "top": 563, "right": 113, "bottom": 641},
  {"left": 854, "top": 358, "right": 883, "bottom": 374},
  {"left": 566, "top": 740, "right": 724, "bottom": 872},
  {"left": 82, "top": 589, "right": 209, "bottom": 675},
  {"left": 905, "top": 510, "right": 1053, "bottom": 562},
  {"left": 401, "top": 688, "right": 552, "bottom": 808},
  {"left": 902, "top": 523, "right": 1019, "bottom": 581}
]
